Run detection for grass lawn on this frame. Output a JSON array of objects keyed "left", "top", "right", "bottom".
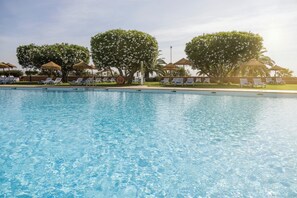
[
  {"left": 144, "top": 82, "right": 297, "bottom": 90},
  {"left": 7, "top": 81, "right": 297, "bottom": 90}
]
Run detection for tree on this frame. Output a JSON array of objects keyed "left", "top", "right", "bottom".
[
  {"left": 16, "top": 43, "right": 90, "bottom": 82},
  {"left": 91, "top": 29, "right": 159, "bottom": 84},
  {"left": 16, "top": 44, "right": 40, "bottom": 70},
  {"left": 185, "top": 31, "right": 263, "bottom": 81},
  {"left": 277, "top": 68, "right": 294, "bottom": 77}
]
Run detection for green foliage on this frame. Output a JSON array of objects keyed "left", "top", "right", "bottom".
[
  {"left": 91, "top": 29, "right": 158, "bottom": 84},
  {"left": 185, "top": 31, "right": 263, "bottom": 79},
  {"left": 16, "top": 44, "right": 40, "bottom": 69},
  {"left": 276, "top": 68, "right": 294, "bottom": 77},
  {"left": 16, "top": 43, "right": 90, "bottom": 81},
  {"left": 0, "top": 70, "right": 23, "bottom": 77},
  {"left": 230, "top": 64, "right": 269, "bottom": 77},
  {"left": 25, "top": 70, "right": 39, "bottom": 76}
]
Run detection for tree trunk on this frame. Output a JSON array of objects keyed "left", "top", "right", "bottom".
[
  {"left": 62, "top": 70, "right": 68, "bottom": 82},
  {"left": 144, "top": 71, "right": 150, "bottom": 80}
]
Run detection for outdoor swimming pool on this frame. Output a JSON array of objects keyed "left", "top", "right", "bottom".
[{"left": 0, "top": 88, "right": 297, "bottom": 197}]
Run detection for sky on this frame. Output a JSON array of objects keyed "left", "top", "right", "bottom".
[{"left": 0, "top": 0, "right": 297, "bottom": 74}]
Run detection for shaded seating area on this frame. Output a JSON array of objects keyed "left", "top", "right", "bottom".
[{"left": 0, "top": 76, "right": 18, "bottom": 84}]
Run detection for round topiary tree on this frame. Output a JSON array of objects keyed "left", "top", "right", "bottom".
[
  {"left": 91, "top": 29, "right": 159, "bottom": 84},
  {"left": 17, "top": 43, "right": 90, "bottom": 82},
  {"left": 185, "top": 31, "right": 263, "bottom": 82}
]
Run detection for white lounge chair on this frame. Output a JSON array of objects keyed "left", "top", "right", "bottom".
[
  {"left": 102, "top": 77, "right": 108, "bottom": 82},
  {"left": 240, "top": 78, "right": 251, "bottom": 88},
  {"left": 160, "top": 78, "right": 170, "bottom": 85},
  {"left": 133, "top": 77, "right": 140, "bottom": 83},
  {"left": 53, "top": 78, "right": 62, "bottom": 85},
  {"left": 110, "top": 78, "right": 116, "bottom": 82},
  {"left": 3, "top": 76, "right": 17, "bottom": 84},
  {"left": 41, "top": 78, "right": 53, "bottom": 84},
  {"left": 81, "top": 78, "right": 94, "bottom": 86},
  {"left": 195, "top": 78, "right": 202, "bottom": 83},
  {"left": 266, "top": 78, "right": 273, "bottom": 84},
  {"left": 253, "top": 78, "right": 266, "bottom": 88},
  {"left": 184, "top": 78, "right": 194, "bottom": 86},
  {"left": 173, "top": 78, "right": 184, "bottom": 86},
  {"left": 70, "top": 78, "right": 83, "bottom": 85},
  {"left": 276, "top": 78, "right": 285, "bottom": 85},
  {"left": 95, "top": 78, "right": 102, "bottom": 83},
  {"left": 0, "top": 76, "right": 5, "bottom": 84},
  {"left": 203, "top": 78, "right": 210, "bottom": 83},
  {"left": 171, "top": 78, "right": 177, "bottom": 84}
]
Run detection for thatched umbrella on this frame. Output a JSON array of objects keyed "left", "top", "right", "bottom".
[
  {"left": 73, "top": 61, "right": 94, "bottom": 70},
  {"left": 163, "top": 63, "right": 178, "bottom": 76},
  {"left": 238, "top": 59, "right": 268, "bottom": 77},
  {"left": 0, "top": 62, "right": 16, "bottom": 75},
  {"left": 41, "top": 61, "right": 61, "bottom": 77},
  {"left": 174, "top": 58, "right": 192, "bottom": 66},
  {"left": 0, "top": 62, "right": 9, "bottom": 69},
  {"left": 269, "top": 65, "right": 285, "bottom": 77},
  {"left": 174, "top": 58, "right": 192, "bottom": 76},
  {"left": 73, "top": 61, "right": 95, "bottom": 77},
  {"left": 41, "top": 61, "right": 61, "bottom": 70}
]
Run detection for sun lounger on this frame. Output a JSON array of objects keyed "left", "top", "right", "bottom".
[
  {"left": 240, "top": 78, "right": 251, "bottom": 87},
  {"left": 184, "top": 78, "right": 194, "bottom": 86},
  {"left": 171, "top": 78, "right": 177, "bottom": 84},
  {"left": 110, "top": 78, "right": 116, "bottom": 82},
  {"left": 276, "top": 78, "right": 285, "bottom": 85},
  {"left": 195, "top": 78, "right": 202, "bottom": 83},
  {"left": 253, "top": 78, "right": 266, "bottom": 88},
  {"left": 203, "top": 78, "right": 210, "bottom": 83},
  {"left": 53, "top": 78, "right": 62, "bottom": 85},
  {"left": 95, "top": 78, "right": 102, "bottom": 83},
  {"left": 0, "top": 76, "right": 5, "bottom": 84},
  {"left": 160, "top": 77, "right": 170, "bottom": 85},
  {"left": 266, "top": 78, "right": 273, "bottom": 84},
  {"left": 3, "top": 76, "right": 17, "bottom": 84},
  {"left": 70, "top": 78, "right": 83, "bottom": 85},
  {"left": 40, "top": 78, "right": 53, "bottom": 84},
  {"left": 102, "top": 77, "right": 108, "bottom": 82},
  {"left": 82, "top": 78, "right": 94, "bottom": 85},
  {"left": 173, "top": 78, "right": 184, "bottom": 86}
]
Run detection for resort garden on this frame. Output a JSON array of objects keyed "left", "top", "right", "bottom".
[{"left": 0, "top": 30, "right": 296, "bottom": 89}]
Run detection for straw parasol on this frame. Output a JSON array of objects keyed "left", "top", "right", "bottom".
[
  {"left": 174, "top": 58, "right": 192, "bottom": 66},
  {"left": 41, "top": 61, "right": 61, "bottom": 70},
  {"left": 238, "top": 58, "right": 268, "bottom": 77},
  {"left": 163, "top": 63, "right": 178, "bottom": 71},
  {"left": 41, "top": 61, "right": 61, "bottom": 77},
  {"left": 5, "top": 63, "right": 17, "bottom": 68},
  {"left": 174, "top": 58, "right": 192, "bottom": 76},
  {"left": 269, "top": 65, "right": 285, "bottom": 77},
  {"left": 73, "top": 61, "right": 94, "bottom": 70},
  {"left": 0, "top": 62, "right": 17, "bottom": 75},
  {"left": 0, "top": 62, "right": 10, "bottom": 69},
  {"left": 163, "top": 63, "right": 178, "bottom": 76}
]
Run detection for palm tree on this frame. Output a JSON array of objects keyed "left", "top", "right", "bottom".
[{"left": 277, "top": 68, "right": 294, "bottom": 77}]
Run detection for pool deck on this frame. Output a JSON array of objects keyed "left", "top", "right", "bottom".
[{"left": 1, "top": 84, "right": 297, "bottom": 95}]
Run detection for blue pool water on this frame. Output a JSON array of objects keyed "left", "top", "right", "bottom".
[{"left": 0, "top": 89, "right": 297, "bottom": 197}]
